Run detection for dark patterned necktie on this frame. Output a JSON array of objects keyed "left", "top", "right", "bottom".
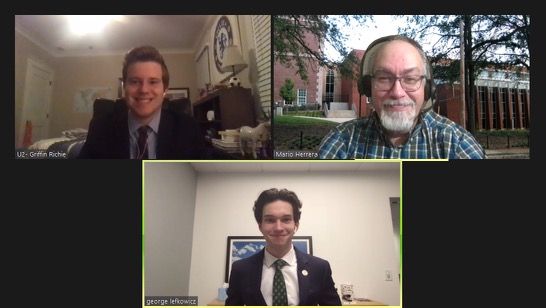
[
  {"left": 272, "top": 259, "right": 288, "bottom": 306},
  {"left": 137, "top": 125, "right": 149, "bottom": 159}
]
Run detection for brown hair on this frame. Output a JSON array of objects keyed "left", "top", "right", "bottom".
[
  {"left": 122, "top": 45, "right": 170, "bottom": 89},
  {"left": 253, "top": 188, "right": 302, "bottom": 224}
]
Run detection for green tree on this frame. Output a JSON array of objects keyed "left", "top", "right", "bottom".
[
  {"left": 273, "top": 15, "right": 373, "bottom": 81},
  {"left": 395, "top": 15, "right": 530, "bottom": 133},
  {"left": 279, "top": 78, "right": 297, "bottom": 105}
]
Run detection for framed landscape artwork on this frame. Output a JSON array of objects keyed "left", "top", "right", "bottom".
[
  {"left": 225, "top": 236, "right": 313, "bottom": 283},
  {"left": 165, "top": 87, "right": 189, "bottom": 100}
]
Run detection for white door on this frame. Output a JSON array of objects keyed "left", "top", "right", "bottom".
[
  {"left": 20, "top": 58, "right": 54, "bottom": 145},
  {"left": 389, "top": 197, "right": 400, "bottom": 281}
]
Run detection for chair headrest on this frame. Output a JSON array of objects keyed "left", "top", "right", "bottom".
[
  {"left": 164, "top": 97, "right": 192, "bottom": 116},
  {"left": 93, "top": 98, "right": 126, "bottom": 118}
]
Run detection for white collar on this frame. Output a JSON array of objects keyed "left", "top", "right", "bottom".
[{"left": 263, "top": 245, "right": 296, "bottom": 268}]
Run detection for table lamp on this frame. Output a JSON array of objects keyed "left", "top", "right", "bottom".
[{"left": 221, "top": 45, "right": 248, "bottom": 87}]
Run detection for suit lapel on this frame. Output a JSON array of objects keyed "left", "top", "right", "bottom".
[
  {"left": 250, "top": 250, "right": 267, "bottom": 305},
  {"left": 296, "top": 247, "right": 310, "bottom": 305},
  {"left": 114, "top": 110, "right": 131, "bottom": 158},
  {"left": 156, "top": 110, "right": 175, "bottom": 159}
]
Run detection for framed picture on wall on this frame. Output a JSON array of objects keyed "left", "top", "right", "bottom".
[
  {"left": 225, "top": 236, "right": 313, "bottom": 283},
  {"left": 165, "top": 87, "right": 189, "bottom": 100}
]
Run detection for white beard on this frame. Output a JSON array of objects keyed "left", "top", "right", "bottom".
[{"left": 379, "top": 99, "right": 417, "bottom": 133}]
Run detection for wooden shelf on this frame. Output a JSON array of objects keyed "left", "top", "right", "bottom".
[{"left": 193, "top": 87, "right": 256, "bottom": 138}]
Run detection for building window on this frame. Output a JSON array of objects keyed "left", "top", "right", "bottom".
[
  {"left": 510, "top": 88, "right": 517, "bottom": 128},
  {"left": 519, "top": 89, "right": 526, "bottom": 128},
  {"left": 490, "top": 87, "right": 497, "bottom": 129},
  {"left": 479, "top": 86, "right": 487, "bottom": 129},
  {"left": 500, "top": 88, "right": 507, "bottom": 128},
  {"left": 325, "top": 70, "right": 335, "bottom": 104},
  {"left": 297, "top": 88, "right": 307, "bottom": 106}
]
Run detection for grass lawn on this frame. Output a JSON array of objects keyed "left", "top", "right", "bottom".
[
  {"left": 273, "top": 115, "right": 530, "bottom": 151},
  {"left": 273, "top": 116, "right": 339, "bottom": 151}
]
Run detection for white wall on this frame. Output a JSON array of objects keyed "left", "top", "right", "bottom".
[
  {"left": 145, "top": 162, "right": 401, "bottom": 306},
  {"left": 144, "top": 162, "right": 198, "bottom": 296}
]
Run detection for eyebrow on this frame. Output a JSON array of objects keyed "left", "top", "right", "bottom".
[
  {"left": 127, "top": 77, "right": 162, "bottom": 81},
  {"left": 263, "top": 214, "right": 293, "bottom": 219}
]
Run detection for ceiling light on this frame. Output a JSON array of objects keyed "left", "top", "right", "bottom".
[{"left": 66, "top": 15, "right": 122, "bottom": 35}]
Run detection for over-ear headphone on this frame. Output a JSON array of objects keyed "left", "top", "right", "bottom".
[{"left": 358, "top": 35, "right": 436, "bottom": 105}]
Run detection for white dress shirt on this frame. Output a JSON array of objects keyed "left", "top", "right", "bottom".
[{"left": 261, "top": 246, "right": 299, "bottom": 306}]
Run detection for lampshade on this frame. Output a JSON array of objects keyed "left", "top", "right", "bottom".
[{"left": 220, "top": 45, "right": 248, "bottom": 75}]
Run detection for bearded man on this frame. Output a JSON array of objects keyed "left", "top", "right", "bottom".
[{"left": 318, "top": 35, "right": 486, "bottom": 159}]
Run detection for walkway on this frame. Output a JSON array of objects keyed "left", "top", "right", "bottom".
[{"left": 485, "top": 147, "right": 529, "bottom": 159}]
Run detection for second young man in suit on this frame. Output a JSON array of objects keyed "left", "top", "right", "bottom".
[
  {"left": 78, "top": 45, "right": 210, "bottom": 159},
  {"left": 225, "top": 188, "right": 342, "bottom": 306}
]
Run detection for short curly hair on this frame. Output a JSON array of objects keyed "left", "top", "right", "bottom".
[{"left": 253, "top": 188, "right": 302, "bottom": 224}]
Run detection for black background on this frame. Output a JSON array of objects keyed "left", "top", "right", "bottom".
[{"left": 8, "top": 4, "right": 540, "bottom": 307}]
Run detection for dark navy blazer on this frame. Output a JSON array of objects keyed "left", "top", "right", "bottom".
[
  {"left": 78, "top": 105, "right": 210, "bottom": 159},
  {"left": 225, "top": 247, "right": 341, "bottom": 306}
]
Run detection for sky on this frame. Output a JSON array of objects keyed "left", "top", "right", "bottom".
[
  {"left": 325, "top": 15, "right": 436, "bottom": 61},
  {"left": 327, "top": 15, "right": 524, "bottom": 65},
  {"left": 325, "top": 15, "right": 399, "bottom": 61},
  {"left": 344, "top": 15, "right": 401, "bottom": 50}
]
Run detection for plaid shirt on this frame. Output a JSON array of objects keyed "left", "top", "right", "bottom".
[{"left": 318, "top": 110, "right": 486, "bottom": 159}]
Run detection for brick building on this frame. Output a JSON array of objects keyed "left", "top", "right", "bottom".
[
  {"left": 435, "top": 69, "right": 530, "bottom": 130},
  {"left": 274, "top": 45, "right": 368, "bottom": 116},
  {"left": 340, "top": 49, "right": 372, "bottom": 118},
  {"left": 273, "top": 29, "right": 321, "bottom": 108}
]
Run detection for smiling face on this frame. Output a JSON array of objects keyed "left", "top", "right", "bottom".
[
  {"left": 124, "top": 61, "right": 166, "bottom": 124},
  {"left": 259, "top": 200, "right": 299, "bottom": 258},
  {"left": 371, "top": 40, "right": 426, "bottom": 134}
]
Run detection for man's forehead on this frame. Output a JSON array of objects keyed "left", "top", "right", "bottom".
[
  {"left": 379, "top": 40, "right": 420, "bottom": 57},
  {"left": 374, "top": 41, "right": 423, "bottom": 71}
]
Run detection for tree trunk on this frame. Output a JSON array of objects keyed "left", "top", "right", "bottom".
[{"left": 463, "top": 16, "right": 477, "bottom": 134}]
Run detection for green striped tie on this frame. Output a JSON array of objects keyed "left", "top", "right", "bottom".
[{"left": 272, "top": 259, "right": 288, "bottom": 306}]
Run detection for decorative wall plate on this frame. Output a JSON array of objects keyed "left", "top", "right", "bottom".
[{"left": 213, "top": 16, "right": 234, "bottom": 72}]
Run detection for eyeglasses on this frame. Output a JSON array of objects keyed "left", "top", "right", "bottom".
[{"left": 371, "top": 74, "right": 426, "bottom": 92}]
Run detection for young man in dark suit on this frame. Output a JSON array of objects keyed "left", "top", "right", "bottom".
[
  {"left": 225, "top": 188, "right": 342, "bottom": 306},
  {"left": 77, "top": 45, "right": 210, "bottom": 159}
]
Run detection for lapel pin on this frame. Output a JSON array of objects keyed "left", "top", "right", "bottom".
[{"left": 302, "top": 270, "right": 308, "bottom": 276}]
